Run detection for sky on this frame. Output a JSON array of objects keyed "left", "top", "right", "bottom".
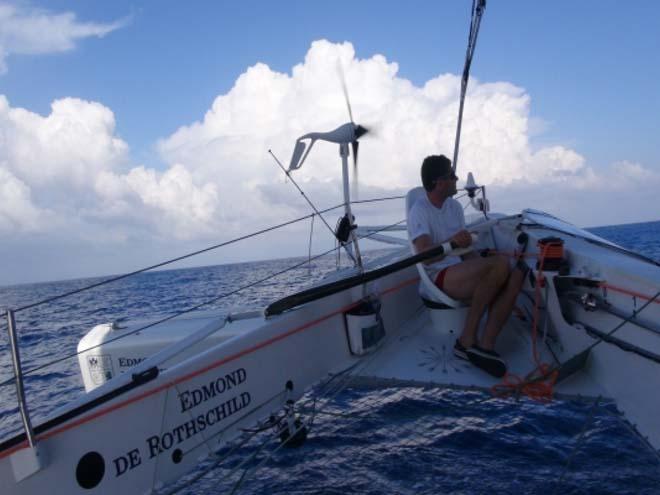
[{"left": 0, "top": 0, "right": 658, "bottom": 285}]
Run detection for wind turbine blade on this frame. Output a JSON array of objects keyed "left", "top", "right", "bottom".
[
  {"left": 337, "top": 60, "right": 354, "bottom": 124},
  {"left": 354, "top": 125, "right": 368, "bottom": 139}
]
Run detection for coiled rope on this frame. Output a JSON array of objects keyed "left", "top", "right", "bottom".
[
  {"left": 492, "top": 240, "right": 660, "bottom": 401},
  {"left": 491, "top": 242, "right": 559, "bottom": 401}
]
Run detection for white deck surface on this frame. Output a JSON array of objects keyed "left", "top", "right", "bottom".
[{"left": 359, "top": 306, "right": 607, "bottom": 398}]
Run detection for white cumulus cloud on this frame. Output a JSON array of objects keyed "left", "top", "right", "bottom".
[
  {"left": 0, "top": 166, "right": 50, "bottom": 232},
  {"left": 157, "top": 39, "right": 658, "bottom": 229},
  {"left": 0, "top": 39, "right": 658, "bottom": 283},
  {"left": 0, "top": 94, "right": 222, "bottom": 241},
  {"left": 0, "top": 2, "right": 129, "bottom": 74},
  {"left": 95, "top": 164, "right": 220, "bottom": 239},
  {"left": 0, "top": 95, "right": 128, "bottom": 190}
]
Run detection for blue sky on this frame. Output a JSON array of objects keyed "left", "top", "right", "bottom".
[
  {"left": 4, "top": 1, "right": 658, "bottom": 167},
  {"left": 1, "top": 1, "right": 658, "bottom": 284}
]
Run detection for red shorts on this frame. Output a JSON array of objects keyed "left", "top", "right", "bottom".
[{"left": 435, "top": 267, "right": 450, "bottom": 290}]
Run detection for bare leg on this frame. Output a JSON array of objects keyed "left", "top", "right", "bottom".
[
  {"left": 441, "top": 256, "right": 509, "bottom": 348},
  {"left": 480, "top": 267, "right": 526, "bottom": 350}
]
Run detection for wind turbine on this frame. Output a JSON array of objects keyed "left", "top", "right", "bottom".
[{"left": 287, "top": 63, "right": 371, "bottom": 270}]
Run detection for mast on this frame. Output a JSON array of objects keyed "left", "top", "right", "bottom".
[{"left": 452, "top": 0, "right": 487, "bottom": 174}]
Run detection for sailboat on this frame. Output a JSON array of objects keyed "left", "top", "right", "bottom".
[{"left": 1, "top": 1, "right": 659, "bottom": 493}]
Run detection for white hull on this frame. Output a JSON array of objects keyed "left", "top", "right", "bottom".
[{"left": 1, "top": 264, "right": 419, "bottom": 493}]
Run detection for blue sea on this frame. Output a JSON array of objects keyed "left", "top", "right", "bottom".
[{"left": 1, "top": 220, "right": 660, "bottom": 494}]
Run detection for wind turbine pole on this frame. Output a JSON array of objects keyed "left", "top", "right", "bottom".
[{"left": 340, "top": 143, "right": 363, "bottom": 271}]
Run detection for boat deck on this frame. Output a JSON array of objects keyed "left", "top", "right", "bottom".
[{"left": 359, "top": 305, "right": 607, "bottom": 399}]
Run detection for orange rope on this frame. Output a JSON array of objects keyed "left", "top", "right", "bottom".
[
  {"left": 598, "top": 282, "right": 660, "bottom": 304},
  {"left": 490, "top": 237, "right": 659, "bottom": 401},
  {"left": 490, "top": 242, "right": 558, "bottom": 401},
  {"left": 494, "top": 252, "right": 658, "bottom": 303},
  {"left": 491, "top": 364, "right": 557, "bottom": 402}
]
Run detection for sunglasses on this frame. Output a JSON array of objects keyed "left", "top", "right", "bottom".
[{"left": 436, "top": 172, "right": 458, "bottom": 182}]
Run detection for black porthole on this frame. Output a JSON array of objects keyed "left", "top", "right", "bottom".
[
  {"left": 172, "top": 448, "right": 183, "bottom": 464},
  {"left": 76, "top": 451, "right": 105, "bottom": 489}
]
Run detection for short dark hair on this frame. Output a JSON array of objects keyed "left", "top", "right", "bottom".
[{"left": 421, "top": 155, "right": 452, "bottom": 191}]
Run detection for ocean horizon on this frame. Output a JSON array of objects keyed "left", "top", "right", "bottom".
[
  {"left": 1, "top": 219, "right": 659, "bottom": 494},
  {"left": 2, "top": 218, "right": 658, "bottom": 292}
]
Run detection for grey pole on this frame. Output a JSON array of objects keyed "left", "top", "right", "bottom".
[
  {"left": 7, "top": 309, "right": 36, "bottom": 448},
  {"left": 452, "top": 0, "right": 486, "bottom": 174}
]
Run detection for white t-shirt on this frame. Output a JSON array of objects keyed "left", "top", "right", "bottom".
[{"left": 408, "top": 195, "right": 465, "bottom": 280}]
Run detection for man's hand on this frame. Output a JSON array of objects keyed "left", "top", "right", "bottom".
[{"left": 451, "top": 229, "right": 472, "bottom": 249}]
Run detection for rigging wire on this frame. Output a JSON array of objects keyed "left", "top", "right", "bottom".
[
  {"left": 8, "top": 195, "right": 407, "bottom": 316},
  {"left": 11, "top": 210, "right": 333, "bottom": 314},
  {"left": 552, "top": 395, "right": 602, "bottom": 494},
  {"left": 601, "top": 404, "right": 660, "bottom": 465},
  {"left": 268, "top": 150, "right": 344, "bottom": 249},
  {"left": 351, "top": 194, "right": 404, "bottom": 205},
  {"left": 583, "top": 289, "right": 660, "bottom": 355},
  {"left": 0, "top": 218, "right": 407, "bottom": 388},
  {"left": 179, "top": 389, "right": 288, "bottom": 459},
  {"left": 150, "top": 387, "right": 172, "bottom": 492},
  {"left": 227, "top": 383, "right": 515, "bottom": 494},
  {"left": 158, "top": 388, "right": 289, "bottom": 495},
  {"left": 220, "top": 306, "right": 428, "bottom": 493},
  {"left": 307, "top": 214, "right": 315, "bottom": 274},
  {"left": 163, "top": 363, "right": 365, "bottom": 494}
]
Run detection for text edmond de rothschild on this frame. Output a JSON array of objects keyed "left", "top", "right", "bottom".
[{"left": 112, "top": 367, "right": 251, "bottom": 477}]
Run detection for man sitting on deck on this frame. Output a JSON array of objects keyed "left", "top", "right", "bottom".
[{"left": 408, "top": 154, "right": 526, "bottom": 378}]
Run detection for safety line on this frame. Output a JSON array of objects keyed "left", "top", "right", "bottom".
[
  {"left": 149, "top": 289, "right": 421, "bottom": 493},
  {"left": 158, "top": 389, "right": 288, "bottom": 495},
  {"left": 150, "top": 387, "right": 171, "bottom": 492},
  {"left": 586, "top": 289, "right": 660, "bottom": 353},
  {"left": 0, "top": 274, "right": 418, "bottom": 460},
  {"left": 0, "top": 219, "right": 407, "bottom": 389},
  {"left": 228, "top": 385, "right": 489, "bottom": 493},
  {"left": 601, "top": 404, "right": 660, "bottom": 465},
  {"left": 552, "top": 395, "right": 602, "bottom": 493},
  {"left": 220, "top": 302, "right": 431, "bottom": 493},
  {"left": 599, "top": 283, "right": 660, "bottom": 304},
  {"left": 10, "top": 195, "right": 404, "bottom": 314},
  {"left": 185, "top": 363, "right": 367, "bottom": 493}
]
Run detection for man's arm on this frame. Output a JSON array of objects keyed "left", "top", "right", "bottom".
[
  {"left": 412, "top": 234, "right": 442, "bottom": 265},
  {"left": 412, "top": 230, "right": 473, "bottom": 264}
]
